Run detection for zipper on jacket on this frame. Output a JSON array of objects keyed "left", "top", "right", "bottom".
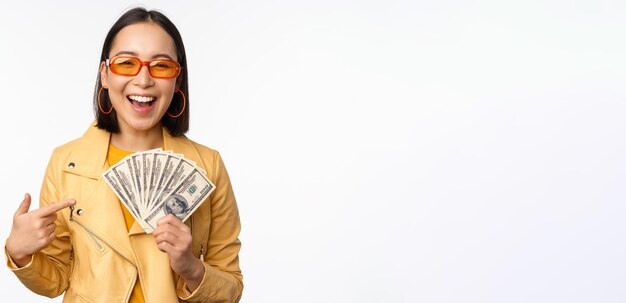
[
  {"left": 70, "top": 206, "right": 138, "bottom": 267},
  {"left": 189, "top": 215, "right": 205, "bottom": 261},
  {"left": 69, "top": 244, "right": 75, "bottom": 277},
  {"left": 69, "top": 206, "right": 105, "bottom": 253}
]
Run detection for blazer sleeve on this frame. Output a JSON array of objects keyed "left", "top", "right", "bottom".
[
  {"left": 6, "top": 149, "right": 72, "bottom": 298},
  {"left": 177, "top": 151, "right": 244, "bottom": 302}
]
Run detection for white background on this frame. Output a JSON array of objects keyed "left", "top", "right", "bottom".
[{"left": 1, "top": 0, "right": 625, "bottom": 302}]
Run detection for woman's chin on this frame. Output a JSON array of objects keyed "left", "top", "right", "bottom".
[{"left": 122, "top": 118, "right": 162, "bottom": 133}]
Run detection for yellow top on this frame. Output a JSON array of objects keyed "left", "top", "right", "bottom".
[{"left": 107, "top": 144, "right": 145, "bottom": 303}]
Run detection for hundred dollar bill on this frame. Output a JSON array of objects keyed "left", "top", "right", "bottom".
[
  {"left": 112, "top": 160, "right": 140, "bottom": 212},
  {"left": 148, "top": 157, "right": 196, "bottom": 214},
  {"left": 141, "top": 152, "right": 153, "bottom": 210},
  {"left": 143, "top": 168, "right": 215, "bottom": 232},
  {"left": 129, "top": 153, "right": 144, "bottom": 208},
  {"left": 148, "top": 153, "right": 182, "bottom": 212},
  {"left": 139, "top": 148, "right": 162, "bottom": 209},
  {"left": 147, "top": 152, "right": 167, "bottom": 208},
  {"left": 102, "top": 169, "right": 136, "bottom": 217}
]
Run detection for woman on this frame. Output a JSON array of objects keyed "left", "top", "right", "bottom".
[{"left": 4, "top": 7, "right": 243, "bottom": 303}]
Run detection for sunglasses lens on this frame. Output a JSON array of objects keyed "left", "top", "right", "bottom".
[
  {"left": 149, "top": 60, "right": 180, "bottom": 78},
  {"left": 109, "top": 57, "right": 141, "bottom": 75}
]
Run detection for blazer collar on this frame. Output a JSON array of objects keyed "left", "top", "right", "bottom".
[
  {"left": 65, "top": 121, "right": 206, "bottom": 179},
  {"left": 62, "top": 122, "right": 110, "bottom": 180}
]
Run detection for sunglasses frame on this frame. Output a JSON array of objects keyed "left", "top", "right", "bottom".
[{"left": 105, "top": 55, "right": 182, "bottom": 79}]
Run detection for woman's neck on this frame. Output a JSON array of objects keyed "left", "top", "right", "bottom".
[{"left": 111, "top": 124, "right": 164, "bottom": 152}]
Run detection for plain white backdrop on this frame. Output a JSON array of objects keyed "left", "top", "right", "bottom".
[{"left": 1, "top": 0, "right": 626, "bottom": 302}]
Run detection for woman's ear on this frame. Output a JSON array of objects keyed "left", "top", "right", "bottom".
[{"left": 100, "top": 61, "right": 109, "bottom": 88}]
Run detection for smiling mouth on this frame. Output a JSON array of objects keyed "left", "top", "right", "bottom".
[{"left": 127, "top": 95, "right": 156, "bottom": 108}]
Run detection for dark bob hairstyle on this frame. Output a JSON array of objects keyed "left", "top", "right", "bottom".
[{"left": 94, "top": 7, "right": 189, "bottom": 136}]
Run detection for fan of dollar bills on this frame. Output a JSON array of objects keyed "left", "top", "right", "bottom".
[{"left": 103, "top": 148, "right": 215, "bottom": 234}]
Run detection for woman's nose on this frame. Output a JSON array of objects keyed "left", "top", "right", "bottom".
[{"left": 133, "top": 64, "right": 155, "bottom": 88}]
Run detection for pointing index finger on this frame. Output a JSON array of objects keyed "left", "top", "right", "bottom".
[{"left": 35, "top": 199, "right": 76, "bottom": 217}]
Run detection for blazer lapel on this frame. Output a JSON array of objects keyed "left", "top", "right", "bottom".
[{"left": 63, "top": 122, "right": 136, "bottom": 266}]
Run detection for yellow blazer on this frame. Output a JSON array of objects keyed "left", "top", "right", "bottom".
[{"left": 6, "top": 122, "right": 243, "bottom": 302}]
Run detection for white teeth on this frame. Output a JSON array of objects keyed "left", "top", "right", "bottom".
[{"left": 128, "top": 95, "right": 155, "bottom": 103}]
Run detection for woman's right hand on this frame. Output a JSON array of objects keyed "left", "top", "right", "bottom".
[{"left": 5, "top": 193, "right": 75, "bottom": 268}]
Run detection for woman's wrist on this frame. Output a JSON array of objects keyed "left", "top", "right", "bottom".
[
  {"left": 181, "top": 258, "right": 205, "bottom": 292},
  {"left": 5, "top": 241, "right": 32, "bottom": 268}
]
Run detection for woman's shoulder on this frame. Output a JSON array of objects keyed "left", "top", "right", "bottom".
[
  {"left": 49, "top": 124, "right": 110, "bottom": 158},
  {"left": 172, "top": 135, "right": 222, "bottom": 161},
  {"left": 185, "top": 137, "right": 219, "bottom": 155}
]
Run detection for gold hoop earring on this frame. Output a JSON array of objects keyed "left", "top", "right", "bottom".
[
  {"left": 167, "top": 89, "right": 186, "bottom": 118},
  {"left": 98, "top": 87, "right": 113, "bottom": 115}
]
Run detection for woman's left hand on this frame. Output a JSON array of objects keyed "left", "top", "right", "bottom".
[{"left": 153, "top": 214, "right": 205, "bottom": 292}]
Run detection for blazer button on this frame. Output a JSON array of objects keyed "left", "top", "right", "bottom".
[
  {"left": 76, "top": 209, "right": 84, "bottom": 216},
  {"left": 68, "top": 162, "right": 75, "bottom": 168}
]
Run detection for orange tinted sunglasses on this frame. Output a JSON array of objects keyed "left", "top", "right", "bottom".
[{"left": 106, "top": 56, "right": 181, "bottom": 79}]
